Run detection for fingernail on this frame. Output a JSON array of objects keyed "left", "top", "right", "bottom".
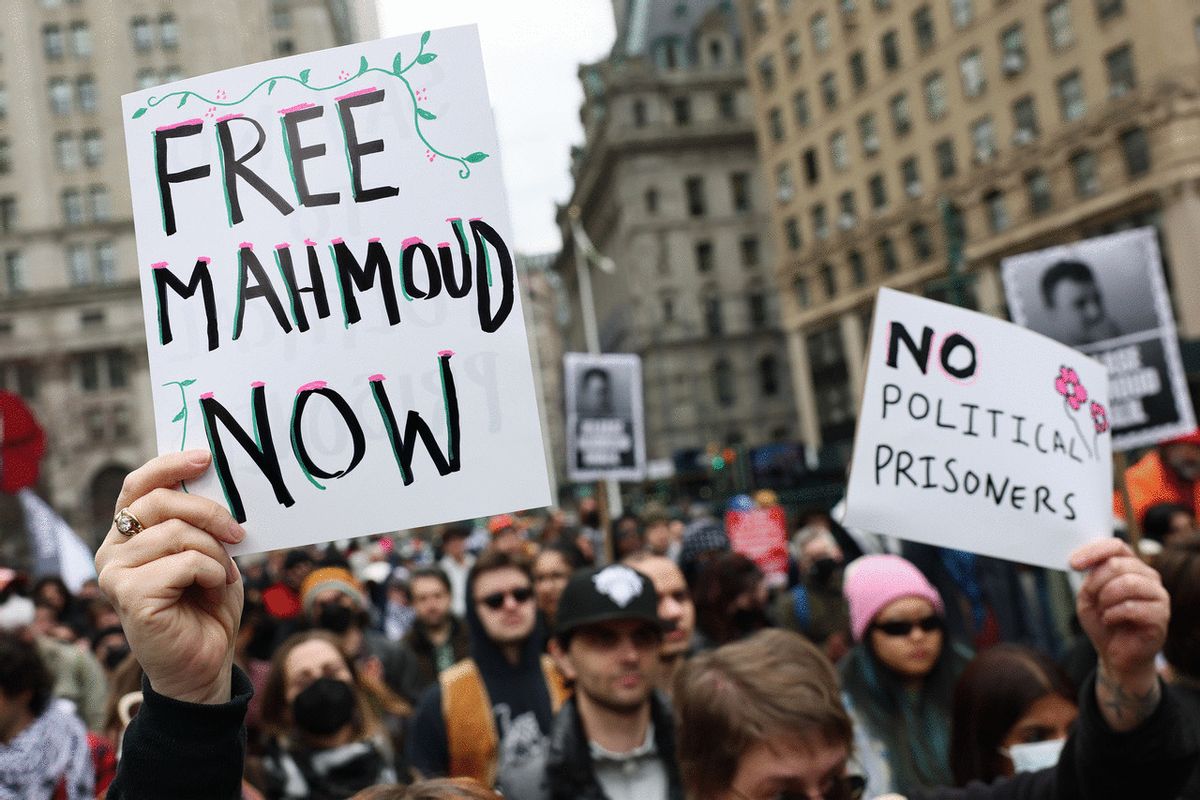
[
  {"left": 186, "top": 449, "right": 211, "bottom": 468},
  {"left": 228, "top": 520, "right": 246, "bottom": 542}
]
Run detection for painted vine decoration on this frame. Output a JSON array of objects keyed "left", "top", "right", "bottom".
[
  {"left": 163, "top": 377, "right": 198, "bottom": 491},
  {"left": 129, "top": 31, "right": 490, "bottom": 179}
]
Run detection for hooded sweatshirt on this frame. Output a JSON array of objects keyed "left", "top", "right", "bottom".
[{"left": 407, "top": 594, "right": 556, "bottom": 799}]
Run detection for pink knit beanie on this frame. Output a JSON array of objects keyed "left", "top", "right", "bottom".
[{"left": 843, "top": 554, "right": 944, "bottom": 641}]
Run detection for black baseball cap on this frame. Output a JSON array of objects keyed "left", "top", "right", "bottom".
[{"left": 554, "top": 564, "right": 662, "bottom": 640}]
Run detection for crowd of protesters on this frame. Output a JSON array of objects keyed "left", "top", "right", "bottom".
[{"left": 2, "top": 436, "right": 1200, "bottom": 798}]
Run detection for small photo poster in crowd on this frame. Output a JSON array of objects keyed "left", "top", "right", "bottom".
[
  {"left": 564, "top": 353, "right": 646, "bottom": 483},
  {"left": 843, "top": 289, "right": 1112, "bottom": 570},
  {"left": 122, "top": 26, "right": 552, "bottom": 554},
  {"left": 1002, "top": 227, "right": 1195, "bottom": 451},
  {"left": 725, "top": 506, "right": 789, "bottom": 586}
]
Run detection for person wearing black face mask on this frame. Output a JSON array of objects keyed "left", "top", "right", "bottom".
[
  {"left": 253, "top": 630, "right": 398, "bottom": 800},
  {"left": 91, "top": 626, "right": 132, "bottom": 675},
  {"left": 774, "top": 524, "right": 853, "bottom": 664}
]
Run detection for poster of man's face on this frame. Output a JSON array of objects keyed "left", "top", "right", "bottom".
[
  {"left": 564, "top": 353, "right": 646, "bottom": 482},
  {"left": 578, "top": 367, "right": 614, "bottom": 418}
]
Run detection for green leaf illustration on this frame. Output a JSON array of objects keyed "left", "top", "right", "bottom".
[
  {"left": 180, "top": 378, "right": 196, "bottom": 387},
  {"left": 417, "top": 108, "right": 437, "bottom": 120},
  {"left": 392, "top": 51, "right": 404, "bottom": 74},
  {"left": 268, "top": 79, "right": 277, "bottom": 94},
  {"left": 421, "top": 31, "right": 431, "bottom": 46},
  {"left": 358, "top": 55, "right": 368, "bottom": 76},
  {"left": 417, "top": 53, "right": 438, "bottom": 65},
  {"left": 299, "top": 68, "right": 311, "bottom": 84},
  {"left": 172, "top": 409, "right": 186, "bottom": 423},
  {"left": 464, "top": 152, "right": 490, "bottom": 163},
  {"left": 132, "top": 107, "right": 147, "bottom": 119},
  {"left": 177, "top": 94, "right": 188, "bottom": 108}
]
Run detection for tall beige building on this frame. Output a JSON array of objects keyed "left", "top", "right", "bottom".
[
  {"left": 555, "top": 0, "right": 798, "bottom": 477},
  {"left": 739, "top": 0, "right": 1200, "bottom": 451},
  {"left": 0, "top": 0, "right": 377, "bottom": 541}
]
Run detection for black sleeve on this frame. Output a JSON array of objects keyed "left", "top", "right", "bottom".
[
  {"left": 106, "top": 667, "right": 251, "bottom": 800},
  {"left": 407, "top": 683, "right": 450, "bottom": 778},
  {"left": 912, "top": 671, "right": 1199, "bottom": 800}
]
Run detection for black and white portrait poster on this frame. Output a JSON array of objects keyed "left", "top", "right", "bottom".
[
  {"left": 1002, "top": 227, "right": 1195, "bottom": 451},
  {"left": 564, "top": 353, "right": 646, "bottom": 483}
]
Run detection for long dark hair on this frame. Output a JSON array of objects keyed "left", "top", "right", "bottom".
[
  {"left": 693, "top": 552, "right": 767, "bottom": 647},
  {"left": 949, "top": 643, "right": 1076, "bottom": 785}
]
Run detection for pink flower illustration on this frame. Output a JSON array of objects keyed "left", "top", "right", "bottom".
[
  {"left": 1054, "top": 366, "right": 1088, "bottom": 410},
  {"left": 1090, "top": 401, "right": 1109, "bottom": 434}
]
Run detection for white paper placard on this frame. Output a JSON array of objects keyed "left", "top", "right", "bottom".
[
  {"left": 564, "top": 353, "right": 647, "bottom": 483},
  {"left": 122, "top": 26, "right": 551, "bottom": 554},
  {"left": 843, "top": 289, "right": 1112, "bottom": 570}
]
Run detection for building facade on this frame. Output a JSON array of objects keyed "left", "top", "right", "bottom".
[
  {"left": 517, "top": 252, "right": 571, "bottom": 494},
  {"left": 0, "top": 0, "right": 377, "bottom": 542},
  {"left": 555, "top": 0, "right": 797, "bottom": 479},
  {"left": 739, "top": 0, "right": 1200, "bottom": 451}
]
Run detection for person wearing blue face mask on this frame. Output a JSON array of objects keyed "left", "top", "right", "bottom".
[{"left": 949, "top": 644, "right": 1079, "bottom": 785}]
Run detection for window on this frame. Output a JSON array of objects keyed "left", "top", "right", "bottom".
[
  {"left": 704, "top": 298, "right": 724, "bottom": 336},
  {"left": 1070, "top": 149, "right": 1099, "bottom": 196},
  {"left": 792, "top": 90, "right": 811, "bottom": 128},
  {"left": 819, "top": 263, "right": 838, "bottom": 297},
  {"left": 959, "top": 50, "right": 986, "bottom": 98},
  {"left": 0, "top": 140, "right": 9, "bottom": 176},
  {"left": 70, "top": 22, "right": 92, "bottom": 58},
  {"left": 924, "top": 72, "right": 947, "bottom": 121},
  {"left": 62, "top": 189, "right": 84, "bottom": 224},
  {"left": 878, "top": 236, "right": 899, "bottom": 273},
  {"left": 685, "top": 177, "right": 706, "bottom": 216},
  {"left": 794, "top": 275, "right": 811, "bottom": 308},
  {"left": 695, "top": 241, "right": 715, "bottom": 273},
  {"left": 4, "top": 251, "right": 24, "bottom": 294},
  {"left": 131, "top": 17, "right": 153, "bottom": 52},
  {"left": 1046, "top": 1, "right": 1074, "bottom": 50},
  {"left": 881, "top": 30, "right": 901, "bottom": 71},
  {"left": 1001, "top": 24, "right": 1027, "bottom": 76},
  {"left": 812, "top": 203, "right": 830, "bottom": 240},
  {"left": 160, "top": 14, "right": 179, "bottom": 49},
  {"left": 858, "top": 112, "right": 880, "bottom": 156},
  {"left": 713, "top": 359, "right": 735, "bottom": 405},
  {"left": 709, "top": 38, "right": 726, "bottom": 66},
  {"left": 935, "top": 137, "right": 957, "bottom": 179},
  {"left": 645, "top": 188, "right": 659, "bottom": 214},
  {"left": 43, "top": 25, "right": 64, "bottom": 60},
  {"left": 632, "top": 99, "right": 647, "bottom": 127},
  {"left": 758, "top": 355, "right": 780, "bottom": 396},
  {"left": 838, "top": 190, "right": 858, "bottom": 230},
  {"left": 971, "top": 116, "right": 997, "bottom": 163},
  {"left": 849, "top": 50, "right": 868, "bottom": 91},
  {"left": 890, "top": 92, "right": 912, "bottom": 136},
  {"left": 784, "top": 217, "right": 802, "bottom": 251},
  {"left": 89, "top": 185, "right": 110, "bottom": 221},
  {"left": 1012, "top": 95, "right": 1039, "bottom": 144},
  {"left": 902, "top": 156, "right": 923, "bottom": 198},
  {"left": 830, "top": 130, "right": 850, "bottom": 171},
  {"left": 55, "top": 133, "right": 80, "bottom": 170},
  {"left": 757, "top": 56, "right": 777, "bottom": 91},
  {"left": 672, "top": 96, "right": 691, "bottom": 125},
  {"left": 776, "top": 162, "right": 795, "bottom": 203},
  {"left": 1120, "top": 127, "right": 1150, "bottom": 177},
  {"left": 718, "top": 91, "right": 737, "bottom": 121},
  {"left": 913, "top": 6, "right": 936, "bottom": 53},
  {"left": 271, "top": 0, "right": 292, "bottom": 29},
  {"left": 1096, "top": 0, "right": 1124, "bottom": 19},
  {"left": 49, "top": 79, "right": 71, "bottom": 114},
  {"left": 740, "top": 236, "right": 761, "bottom": 267},
  {"left": 0, "top": 198, "right": 16, "bottom": 232},
  {"left": 1106, "top": 45, "right": 1136, "bottom": 97},
  {"left": 0, "top": 87, "right": 7, "bottom": 119},
  {"left": 83, "top": 130, "right": 102, "bottom": 167},
  {"left": 68, "top": 244, "right": 90, "bottom": 285},
  {"left": 812, "top": 13, "right": 832, "bottom": 53},
  {"left": 77, "top": 76, "right": 97, "bottom": 113},
  {"left": 96, "top": 241, "right": 116, "bottom": 283},
  {"left": 778, "top": 0, "right": 793, "bottom": 16},
  {"left": 950, "top": 0, "right": 974, "bottom": 28},
  {"left": 785, "top": 33, "right": 802, "bottom": 72},
  {"left": 984, "top": 189, "right": 1009, "bottom": 232},
  {"left": 910, "top": 221, "right": 934, "bottom": 260},
  {"left": 875, "top": 0, "right": 893, "bottom": 8},
  {"left": 731, "top": 172, "right": 752, "bottom": 212},
  {"left": 768, "top": 107, "right": 785, "bottom": 142},
  {"left": 164, "top": 66, "right": 184, "bottom": 84},
  {"left": 820, "top": 72, "right": 838, "bottom": 110},
  {"left": 136, "top": 69, "right": 157, "bottom": 91},
  {"left": 654, "top": 38, "right": 685, "bottom": 69},
  {"left": 848, "top": 250, "right": 867, "bottom": 286},
  {"left": 803, "top": 147, "right": 820, "bottom": 185},
  {"left": 840, "top": 0, "right": 858, "bottom": 14},
  {"left": 1058, "top": 71, "right": 1086, "bottom": 122},
  {"left": 107, "top": 350, "right": 129, "bottom": 389},
  {"left": 748, "top": 293, "right": 768, "bottom": 327},
  {"left": 869, "top": 173, "right": 888, "bottom": 210},
  {"left": 661, "top": 297, "right": 674, "bottom": 323},
  {"left": 1025, "top": 169, "right": 1052, "bottom": 214}
]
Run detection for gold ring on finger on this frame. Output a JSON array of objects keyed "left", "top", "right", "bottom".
[{"left": 114, "top": 507, "right": 145, "bottom": 537}]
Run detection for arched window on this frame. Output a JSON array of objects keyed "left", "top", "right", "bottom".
[{"left": 713, "top": 360, "right": 736, "bottom": 406}]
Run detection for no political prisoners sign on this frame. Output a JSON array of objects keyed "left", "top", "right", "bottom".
[
  {"left": 843, "top": 289, "right": 1112, "bottom": 570},
  {"left": 122, "top": 26, "right": 551, "bottom": 554}
]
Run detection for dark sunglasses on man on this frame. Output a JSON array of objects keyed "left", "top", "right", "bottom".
[
  {"left": 734, "top": 774, "right": 866, "bottom": 800},
  {"left": 477, "top": 586, "right": 534, "bottom": 610}
]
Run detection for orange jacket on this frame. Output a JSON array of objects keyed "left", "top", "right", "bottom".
[{"left": 1113, "top": 450, "right": 1199, "bottom": 523}]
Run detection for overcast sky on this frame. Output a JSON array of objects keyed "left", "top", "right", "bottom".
[{"left": 378, "top": 2, "right": 617, "bottom": 256}]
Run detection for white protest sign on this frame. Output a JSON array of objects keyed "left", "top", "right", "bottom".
[
  {"left": 843, "top": 289, "right": 1112, "bottom": 570},
  {"left": 122, "top": 26, "right": 551, "bottom": 554}
]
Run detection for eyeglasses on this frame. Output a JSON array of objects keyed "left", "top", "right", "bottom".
[
  {"left": 873, "top": 615, "right": 943, "bottom": 637},
  {"left": 731, "top": 774, "right": 866, "bottom": 800},
  {"left": 476, "top": 586, "right": 534, "bottom": 610}
]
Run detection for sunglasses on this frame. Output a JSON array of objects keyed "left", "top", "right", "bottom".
[
  {"left": 873, "top": 615, "right": 943, "bottom": 637},
  {"left": 736, "top": 774, "right": 866, "bottom": 800},
  {"left": 477, "top": 586, "right": 534, "bottom": 610}
]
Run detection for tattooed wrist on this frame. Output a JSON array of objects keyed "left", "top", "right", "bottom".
[{"left": 1096, "top": 663, "right": 1160, "bottom": 732}]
